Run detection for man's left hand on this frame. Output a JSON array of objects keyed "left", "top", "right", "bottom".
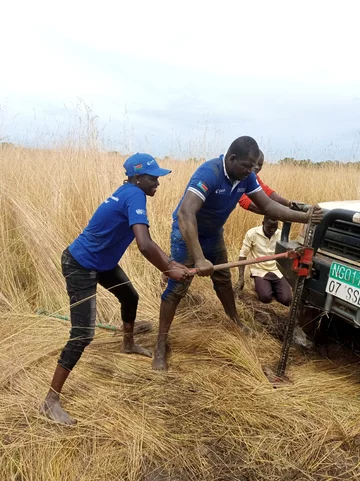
[
  {"left": 195, "top": 258, "right": 214, "bottom": 276},
  {"left": 289, "top": 200, "right": 311, "bottom": 212},
  {"left": 306, "top": 204, "right": 324, "bottom": 224}
]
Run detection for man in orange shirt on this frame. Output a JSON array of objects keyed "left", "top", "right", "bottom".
[{"left": 238, "top": 151, "right": 295, "bottom": 213}]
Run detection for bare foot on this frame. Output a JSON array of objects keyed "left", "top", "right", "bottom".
[
  {"left": 152, "top": 342, "right": 169, "bottom": 371},
  {"left": 152, "top": 355, "right": 168, "bottom": 371},
  {"left": 121, "top": 343, "right": 152, "bottom": 358},
  {"left": 40, "top": 392, "right": 76, "bottom": 425}
]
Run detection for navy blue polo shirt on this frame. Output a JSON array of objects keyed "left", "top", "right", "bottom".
[
  {"left": 69, "top": 182, "right": 149, "bottom": 271},
  {"left": 172, "top": 155, "right": 262, "bottom": 236}
]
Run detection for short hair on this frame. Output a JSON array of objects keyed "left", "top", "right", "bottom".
[
  {"left": 228, "top": 136, "right": 260, "bottom": 161},
  {"left": 263, "top": 215, "right": 278, "bottom": 225}
]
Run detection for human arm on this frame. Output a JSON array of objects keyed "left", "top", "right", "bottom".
[
  {"left": 126, "top": 192, "right": 191, "bottom": 281},
  {"left": 247, "top": 194, "right": 310, "bottom": 215},
  {"left": 177, "top": 191, "right": 214, "bottom": 276},
  {"left": 269, "top": 191, "right": 291, "bottom": 207},
  {"left": 258, "top": 175, "right": 306, "bottom": 208},
  {"left": 249, "top": 190, "right": 323, "bottom": 224},
  {"left": 236, "top": 257, "right": 247, "bottom": 291},
  {"left": 247, "top": 202, "right": 264, "bottom": 215},
  {"left": 241, "top": 175, "right": 290, "bottom": 213},
  {"left": 240, "top": 176, "right": 289, "bottom": 214},
  {"left": 239, "top": 192, "right": 264, "bottom": 215},
  {"left": 235, "top": 256, "right": 246, "bottom": 291},
  {"left": 132, "top": 224, "right": 191, "bottom": 281},
  {"left": 235, "top": 231, "right": 253, "bottom": 292}
]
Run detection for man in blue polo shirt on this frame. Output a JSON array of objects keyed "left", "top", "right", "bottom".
[
  {"left": 152, "top": 136, "right": 323, "bottom": 370},
  {"left": 41, "top": 153, "right": 192, "bottom": 424}
]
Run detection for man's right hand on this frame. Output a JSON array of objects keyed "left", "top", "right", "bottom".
[{"left": 195, "top": 258, "right": 214, "bottom": 277}]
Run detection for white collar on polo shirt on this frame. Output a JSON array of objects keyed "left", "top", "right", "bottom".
[{"left": 222, "top": 153, "right": 240, "bottom": 190}]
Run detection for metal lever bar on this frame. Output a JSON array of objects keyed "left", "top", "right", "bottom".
[{"left": 189, "top": 251, "right": 291, "bottom": 275}]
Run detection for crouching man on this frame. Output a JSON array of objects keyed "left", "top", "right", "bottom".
[{"left": 235, "top": 216, "right": 292, "bottom": 306}]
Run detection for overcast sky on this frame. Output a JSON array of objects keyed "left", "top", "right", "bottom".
[{"left": 1, "top": 0, "right": 360, "bottom": 161}]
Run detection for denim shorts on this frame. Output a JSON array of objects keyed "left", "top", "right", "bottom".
[{"left": 161, "top": 228, "right": 232, "bottom": 301}]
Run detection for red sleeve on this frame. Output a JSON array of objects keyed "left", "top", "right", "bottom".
[
  {"left": 257, "top": 175, "right": 275, "bottom": 197},
  {"left": 238, "top": 175, "right": 276, "bottom": 209},
  {"left": 238, "top": 193, "right": 252, "bottom": 210}
]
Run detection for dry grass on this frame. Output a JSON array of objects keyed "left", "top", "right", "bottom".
[{"left": 1, "top": 144, "right": 360, "bottom": 480}]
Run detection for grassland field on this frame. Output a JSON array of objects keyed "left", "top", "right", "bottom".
[{"left": 1, "top": 145, "right": 360, "bottom": 480}]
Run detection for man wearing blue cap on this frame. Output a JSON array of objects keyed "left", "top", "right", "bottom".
[
  {"left": 41, "top": 153, "right": 192, "bottom": 424},
  {"left": 152, "top": 136, "right": 323, "bottom": 370}
]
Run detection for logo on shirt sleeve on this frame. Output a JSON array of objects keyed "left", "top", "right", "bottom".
[
  {"left": 136, "top": 209, "right": 147, "bottom": 215},
  {"left": 196, "top": 181, "right": 209, "bottom": 194},
  {"left": 104, "top": 195, "right": 119, "bottom": 203}
]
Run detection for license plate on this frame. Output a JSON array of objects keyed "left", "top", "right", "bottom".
[{"left": 326, "top": 262, "right": 360, "bottom": 308}]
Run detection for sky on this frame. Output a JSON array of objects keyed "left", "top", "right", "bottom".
[{"left": 1, "top": 0, "right": 360, "bottom": 161}]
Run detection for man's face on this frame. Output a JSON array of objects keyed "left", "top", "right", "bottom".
[
  {"left": 263, "top": 219, "right": 278, "bottom": 237},
  {"left": 137, "top": 174, "right": 160, "bottom": 197},
  {"left": 228, "top": 153, "right": 258, "bottom": 181},
  {"left": 253, "top": 154, "right": 264, "bottom": 175}
]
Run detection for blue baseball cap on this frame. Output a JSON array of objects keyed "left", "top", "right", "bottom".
[{"left": 123, "top": 153, "right": 171, "bottom": 177}]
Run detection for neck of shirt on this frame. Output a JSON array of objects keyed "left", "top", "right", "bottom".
[
  {"left": 222, "top": 154, "right": 240, "bottom": 190},
  {"left": 261, "top": 226, "right": 276, "bottom": 240}
]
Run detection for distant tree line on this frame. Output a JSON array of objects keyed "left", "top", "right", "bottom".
[
  {"left": 0, "top": 142, "right": 13, "bottom": 149},
  {"left": 278, "top": 157, "right": 360, "bottom": 168}
]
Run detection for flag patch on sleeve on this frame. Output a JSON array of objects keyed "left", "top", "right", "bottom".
[{"left": 196, "top": 181, "right": 208, "bottom": 193}]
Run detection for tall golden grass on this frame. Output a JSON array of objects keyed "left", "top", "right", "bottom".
[{"left": 1, "top": 144, "right": 360, "bottom": 480}]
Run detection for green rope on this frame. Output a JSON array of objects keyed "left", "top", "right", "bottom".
[{"left": 36, "top": 309, "right": 120, "bottom": 332}]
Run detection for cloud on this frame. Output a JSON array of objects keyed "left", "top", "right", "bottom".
[{"left": 1, "top": 0, "right": 360, "bottom": 160}]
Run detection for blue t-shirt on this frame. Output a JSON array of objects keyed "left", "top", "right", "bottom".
[
  {"left": 69, "top": 183, "right": 149, "bottom": 271},
  {"left": 172, "top": 155, "right": 262, "bottom": 236}
]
